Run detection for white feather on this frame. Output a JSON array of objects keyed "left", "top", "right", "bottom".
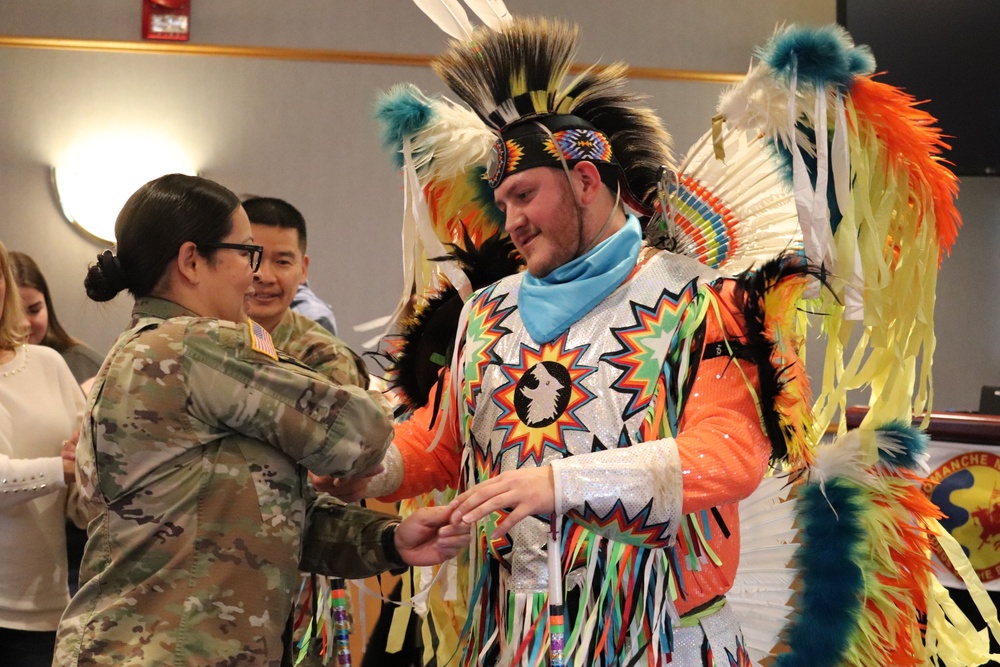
[
  {"left": 809, "top": 428, "right": 904, "bottom": 490},
  {"left": 809, "top": 429, "right": 872, "bottom": 490},
  {"left": 729, "top": 475, "right": 799, "bottom": 665},
  {"left": 668, "top": 124, "right": 801, "bottom": 274},
  {"left": 718, "top": 63, "right": 794, "bottom": 141},
  {"left": 409, "top": 95, "right": 494, "bottom": 184},
  {"left": 413, "top": 0, "right": 474, "bottom": 41},
  {"left": 461, "top": 0, "right": 512, "bottom": 29}
]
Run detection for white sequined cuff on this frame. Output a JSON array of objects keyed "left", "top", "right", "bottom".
[
  {"left": 550, "top": 437, "right": 683, "bottom": 547},
  {"left": 367, "top": 443, "right": 404, "bottom": 499}
]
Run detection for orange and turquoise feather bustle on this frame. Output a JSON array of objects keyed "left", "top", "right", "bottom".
[
  {"left": 713, "top": 24, "right": 998, "bottom": 667},
  {"left": 371, "top": 83, "right": 506, "bottom": 353},
  {"left": 372, "top": 82, "right": 523, "bottom": 412},
  {"left": 717, "top": 23, "right": 959, "bottom": 433},
  {"left": 783, "top": 422, "right": 1000, "bottom": 667}
]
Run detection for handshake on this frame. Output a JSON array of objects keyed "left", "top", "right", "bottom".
[{"left": 304, "top": 462, "right": 557, "bottom": 577}]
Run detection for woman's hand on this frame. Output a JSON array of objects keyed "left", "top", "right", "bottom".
[
  {"left": 61, "top": 431, "right": 79, "bottom": 485},
  {"left": 449, "top": 466, "right": 555, "bottom": 539},
  {"left": 395, "top": 505, "right": 470, "bottom": 566}
]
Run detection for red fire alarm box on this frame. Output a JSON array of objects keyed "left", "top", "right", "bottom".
[{"left": 142, "top": 0, "right": 191, "bottom": 41}]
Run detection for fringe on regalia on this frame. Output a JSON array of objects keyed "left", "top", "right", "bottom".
[{"left": 462, "top": 522, "right": 680, "bottom": 667}]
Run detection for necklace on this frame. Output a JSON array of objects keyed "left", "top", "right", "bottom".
[{"left": 0, "top": 345, "right": 28, "bottom": 378}]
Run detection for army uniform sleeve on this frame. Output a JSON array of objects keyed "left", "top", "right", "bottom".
[
  {"left": 301, "top": 340, "right": 369, "bottom": 389},
  {"left": 298, "top": 495, "right": 407, "bottom": 578},
  {"left": 181, "top": 319, "right": 393, "bottom": 478},
  {"left": 269, "top": 311, "right": 368, "bottom": 389}
]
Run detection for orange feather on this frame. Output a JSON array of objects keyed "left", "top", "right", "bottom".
[{"left": 848, "top": 75, "right": 962, "bottom": 259}]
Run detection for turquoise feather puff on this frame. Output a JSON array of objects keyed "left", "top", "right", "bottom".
[
  {"left": 758, "top": 24, "right": 875, "bottom": 89},
  {"left": 875, "top": 420, "right": 930, "bottom": 472},
  {"left": 776, "top": 479, "right": 866, "bottom": 667},
  {"left": 374, "top": 83, "right": 435, "bottom": 168}
]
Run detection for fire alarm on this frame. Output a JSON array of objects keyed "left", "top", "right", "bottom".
[{"left": 142, "top": 0, "right": 191, "bottom": 41}]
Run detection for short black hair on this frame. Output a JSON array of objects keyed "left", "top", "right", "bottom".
[{"left": 242, "top": 197, "right": 307, "bottom": 253}]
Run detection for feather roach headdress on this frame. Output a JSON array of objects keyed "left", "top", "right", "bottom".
[{"left": 432, "top": 17, "right": 673, "bottom": 216}]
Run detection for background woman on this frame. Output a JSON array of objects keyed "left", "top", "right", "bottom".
[
  {"left": 53, "top": 174, "right": 465, "bottom": 666},
  {"left": 0, "top": 239, "right": 86, "bottom": 667},
  {"left": 10, "top": 251, "right": 104, "bottom": 385},
  {"left": 9, "top": 249, "right": 101, "bottom": 595}
]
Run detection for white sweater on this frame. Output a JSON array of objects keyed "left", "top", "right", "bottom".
[{"left": 0, "top": 345, "right": 86, "bottom": 631}]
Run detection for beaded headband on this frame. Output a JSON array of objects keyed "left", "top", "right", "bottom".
[{"left": 486, "top": 116, "right": 616, "bottom": 188}]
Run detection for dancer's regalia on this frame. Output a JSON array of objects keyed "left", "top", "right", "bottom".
[{"left": 347, "top": 7, "right": 998, "bottom": 666}]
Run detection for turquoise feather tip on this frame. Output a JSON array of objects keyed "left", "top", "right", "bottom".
[
  {"left": 374, "top": 83, "right": 435, "bottom": 168},
  {"left": 875, "top": 420, "right": 929, "bottom": 471},
  {"left": 759, "top": 24, "right": 875, "bottom": 89}
]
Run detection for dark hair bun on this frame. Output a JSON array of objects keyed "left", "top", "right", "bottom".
[{"left": 84, "top": 250, "right": 129, "bottom": 302}]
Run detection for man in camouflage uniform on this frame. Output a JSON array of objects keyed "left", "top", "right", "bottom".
[
  {"left": 241, "top": 195, "right": 382, "bottom": 663},
  {"left": 242, "top": 196, "right": 377, "bottom": 497},
  {"left": 241, "top": 196, "right": 365, "bottom": 391},
  {"left": 54, "top": 297, "right": 395, "bottom": 666}
]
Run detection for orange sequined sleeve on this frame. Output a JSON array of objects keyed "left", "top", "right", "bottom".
[
  {"left": 675, "top": 283, "right": 772, "bottom": 515},
  {"left": 376, "top": 371, "right": 463, "bottom": 502}
]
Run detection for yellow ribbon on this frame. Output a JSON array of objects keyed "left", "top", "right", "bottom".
[
  {"left": 926, "top": 517, "right": 1000, "bottom": 665},
  {"left": 711, "top": 114, "right": 726, "bottom": 160}
]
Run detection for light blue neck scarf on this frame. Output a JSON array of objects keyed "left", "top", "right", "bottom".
[{"left": 519, "top": 215, "right": 642, "bottom": 343}]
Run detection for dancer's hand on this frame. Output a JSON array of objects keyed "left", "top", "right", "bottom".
[{"left": 449, "top": 466, "right": 555, "bottom": 538}]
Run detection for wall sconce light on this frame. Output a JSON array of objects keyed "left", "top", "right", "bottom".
[{"left": 52, "top": 160, "right": 197, "bottom": 244}]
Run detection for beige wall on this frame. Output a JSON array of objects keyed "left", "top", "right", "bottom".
[
  {"left": 6, "top": 1, "right": 999, "bottom": 411},
  {"left": 0, "top": 0, "right": 833, "bottom": 350}
]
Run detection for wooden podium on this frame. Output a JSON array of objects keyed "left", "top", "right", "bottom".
[{"left": 844, "top": 405, "right": 1000, "bottom": 443}]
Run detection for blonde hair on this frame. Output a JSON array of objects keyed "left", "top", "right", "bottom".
[{"left": 0, "top": 241, "right": 27, "bottom": 351}]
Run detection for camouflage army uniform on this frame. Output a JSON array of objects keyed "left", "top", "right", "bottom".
[
  {"left": 54, "top": 298, "right": 393, "bottom": 667},
  {"left": 269, "top": 309, "right": 368, "bottom": 391},
  {"left": 269, "top": 307, "right": 380, "bottom": 658}
]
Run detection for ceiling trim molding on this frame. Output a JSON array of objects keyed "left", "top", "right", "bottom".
[{"left": 0, "top": 35, "right": 744, "bottom": 83}]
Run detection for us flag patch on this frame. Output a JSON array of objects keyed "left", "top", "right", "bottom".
[{"left": 248, "top": 319, "right": 278, "bottom": 361}]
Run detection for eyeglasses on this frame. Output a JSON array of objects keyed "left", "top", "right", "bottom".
[{"left": 197, "top": 242, "right": 264, "bottom": 272}]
